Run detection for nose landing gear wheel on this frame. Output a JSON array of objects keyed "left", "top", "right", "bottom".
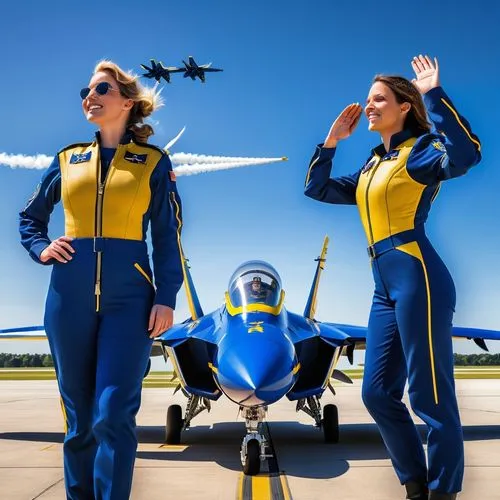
[
  {"left": 165, "top": 404, "right": 183, "bottom": 444},
  {"left": 322, "top": 404, "right": 339, "bottom": 443},
  {"left": 243, "top": 438, "right": 261, "bottom": 475}
]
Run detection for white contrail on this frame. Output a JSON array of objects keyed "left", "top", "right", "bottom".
[
  {"left": 0, "top": 151, "right": 287, "bottom": 175},
  {"left": 174, "top": 157, "right": 287, "bottom": 176},
  {"left": 165, "top": 126, "right": 186, "bottom": 151},
  {"left": 170, "top": 152, "right": 286, "bottom": 165},
  {"left": 0, "top": 153, "right": 54, "bottom": 169}
]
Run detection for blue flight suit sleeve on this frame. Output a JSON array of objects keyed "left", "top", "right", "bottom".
[
  {"left": 304, "top": 145, "right": 362, "bottom": 205},
  {"left": 407, "top": 87, "right": 481, "bottom": 184},
  {"left": 19, "top": 155, "right": 61, "bottom": 264},
  {"left": 149, "top": 154, "right": 184, "bottom": 309}
]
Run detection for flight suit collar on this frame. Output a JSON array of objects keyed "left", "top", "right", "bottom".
[
  {"left": 373, "top": 129, "right": 414, "bottom": 157},
  {"left": 94, "top": 130, "right": 136, "bottom": 146}
]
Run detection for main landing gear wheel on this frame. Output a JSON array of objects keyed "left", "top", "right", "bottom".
[
  {"left": 243, "top": 439, "right": 261, "bottom": 476},
  {"left": 322, "top": 404, "right": 339, "bottom": 443},
  {"left": 165, "top": 404, "right": 183, "bottom": 444}
]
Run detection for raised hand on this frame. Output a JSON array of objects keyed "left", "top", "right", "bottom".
[
  {"left": 411, "top": 55, "right": 440, "bottom": 95},
  {"left": 324, "top": 103, "right": 363, "bottom": 148}
]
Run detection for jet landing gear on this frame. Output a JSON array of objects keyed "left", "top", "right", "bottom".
[
  {"left": 240, "top": 406, "right": 272, "bottom": 475},
  {"left": 165, "top": 395, "right": 211, "bottom": 444},
  {"left": 296, "top": 396, "right": 339, "bottom": 443}
]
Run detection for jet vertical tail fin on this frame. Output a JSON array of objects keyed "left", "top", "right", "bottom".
[
  {"left": 181, "top": 254, "right": 204, "bottom": 321},
  {"left": 304, "top": 236, "right": 329, "bottom": 320}
]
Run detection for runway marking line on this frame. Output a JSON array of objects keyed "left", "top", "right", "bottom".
[
  {"left": 237, "top": 472, "right": 291, "bottom": 500},
  {"left": 237, "top": 421, "right": 292, "bottom": 499},
  {"left": 158, "top": 444, "right": 187, "bottom": 451}
]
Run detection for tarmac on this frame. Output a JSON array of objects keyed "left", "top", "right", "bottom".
[{"left": 0, "top": 379, "right": 499, "bottom": 500}]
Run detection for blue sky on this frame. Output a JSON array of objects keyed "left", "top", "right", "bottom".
[{"left": 1, "top": 0, "right": 499, "bottom": 365}]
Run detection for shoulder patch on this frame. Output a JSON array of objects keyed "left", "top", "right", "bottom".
[
  {"left": 169, "top": 170, "right": 176, "bottom": 182},
  {"left": 124, "top": 151, "right": 148, "bottom": 164},
  {"left": 431, "top": 140, "right": 446, "bottom": 152}
]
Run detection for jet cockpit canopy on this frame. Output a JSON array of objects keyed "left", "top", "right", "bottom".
[{"left": 227, "top": 261, "right": 282, "bottom": 308}]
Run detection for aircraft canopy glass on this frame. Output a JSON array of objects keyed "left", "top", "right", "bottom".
[{"left": 227, "top": 261, "right": 282, "bottom": 308}]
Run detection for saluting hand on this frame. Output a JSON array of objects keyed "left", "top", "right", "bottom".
[
  {"left": 149, "top": 304, "right": 174, "bottom": 338},
  {"left": 324, "top": 103, "right": 363, "bottom": 148},
  {"left": 40, "top": 236, "right": 75, "bottom": 263},
  {"left": 411, "top": 55, "right": 441, "bottom": 95}
]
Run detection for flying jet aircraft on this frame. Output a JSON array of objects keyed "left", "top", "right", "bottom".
[
  {"left": 140, "top": 59, "right": 183, "bottom": 83},
  {"left": 2, "top": 237, "right": 500, "bottom": 476},
  {"left": 179, "top": 56, "right": 223, "bottom": 82}
]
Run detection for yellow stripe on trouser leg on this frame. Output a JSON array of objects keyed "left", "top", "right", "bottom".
[
  {"left": 395, "top": 241, "right": 438, "bottom": 405},
  {"left": 59, "top": 397, "right": 68, "bottom": 434}
]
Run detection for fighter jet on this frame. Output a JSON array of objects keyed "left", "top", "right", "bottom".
[
  {"left": 3, "top": 238, "right": 500, "bottom": 476},
  {"left": 140, "top": 59, "right": 183, "bottom": 83},
  {"left": 180, "top": 56, "right": 223, "bottom": 82}
]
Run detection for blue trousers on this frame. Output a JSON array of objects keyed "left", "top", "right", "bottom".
[
  {"left": 44, "top": 239, "right": 154, "bottom": 500},
  {"left": 361, "top": 236, "right": 463, "bottom": 494}
]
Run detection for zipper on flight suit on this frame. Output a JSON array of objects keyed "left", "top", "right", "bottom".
[
  {"left": 94, "top": 146, "right": 119, "bottom": 312},
  {"left": 364, "top": 157, "right": 381, "bottom": 246}
]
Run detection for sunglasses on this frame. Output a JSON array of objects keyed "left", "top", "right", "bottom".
[{"left": 80, "top": 82, "right": 120, "bottom": 100}]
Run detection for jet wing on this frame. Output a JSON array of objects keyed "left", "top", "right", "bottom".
[
  {"left": 157, "top": 320, "right": 217, "bottom": 347},
  {"left": 0, "top": 325, "right": 46, "bottom": 340},
  {"left": 452, "top": 326, "right": 500, "bottom": 351},
  {"left": 320, "top": 323, "right": 500, "bottom": 352}
]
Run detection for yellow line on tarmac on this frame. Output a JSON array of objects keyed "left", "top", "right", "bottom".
[
  {"left": 236, "top": 473, "right": 244, "bottom": 499},
  {"left": 237, "top": 472, "right": 291, "bottom": 499},
  {"left": 158, "top": 444, "right": 187, "bottom": 451},
  {"left": 252, "top": 475, "right": 271, "bottom": 499},
  {"left": 280, "top": 474, "right": 292, "bottom": 500}
]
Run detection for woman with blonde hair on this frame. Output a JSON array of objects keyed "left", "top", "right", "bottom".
[{"left": 20, "top": 60, "right": 184, "bottom": 498}]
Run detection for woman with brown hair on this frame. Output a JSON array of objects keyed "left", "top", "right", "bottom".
[
  {"left": 19, "top": 60, "right": 184, "bottom": 499},
  {"left": 305, "top": 55, "right": 481, "bottom": 500}
]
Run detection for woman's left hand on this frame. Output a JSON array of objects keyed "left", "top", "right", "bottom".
[
  {"left": 148, "top": 304, "right": 174, "bottom": 338},
  {"left": 411, "top": 54, "right": 440, "bottom": 94}
]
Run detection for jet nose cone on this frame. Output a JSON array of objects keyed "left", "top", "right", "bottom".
[{"left": 216, "top": 332, "right": 296, "bottom": 406}]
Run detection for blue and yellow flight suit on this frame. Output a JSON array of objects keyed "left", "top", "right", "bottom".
[
  {"left": 304, "top": 87, "right": 481, "bottom": 494},
  {"left": 19, "top": 131, "right": 183, "bottom": 499}
]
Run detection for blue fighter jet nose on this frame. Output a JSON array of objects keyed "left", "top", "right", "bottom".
[{"left": 216, "top": 328, "right": 297, "bottom": 407}]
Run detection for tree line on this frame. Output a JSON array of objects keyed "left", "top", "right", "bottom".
[
  {"left": 0, "top": 353, "right": 54, "bottom": 368},
  {"left": 0, "top": 353, "right": 499, "bottom": 368},
  {"left": 453, "top": 353, "right": 500, "bottom": 366}
]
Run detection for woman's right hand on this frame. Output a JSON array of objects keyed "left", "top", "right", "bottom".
[
  {"left": 40, "top": 236, "right": 75, "bottom": 263},
  {"left": 324, "top": 103, "right": 363, "bottom": 148}
]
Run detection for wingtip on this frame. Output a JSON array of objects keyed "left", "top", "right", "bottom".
[{"left": 281, "top": 156, "right": 288, "bottom": 161}]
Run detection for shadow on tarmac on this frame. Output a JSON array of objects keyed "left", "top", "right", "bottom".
[{"left": 2, "top": 422, "right": 499, "bottom": 479}]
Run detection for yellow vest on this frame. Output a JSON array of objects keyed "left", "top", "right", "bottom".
[
  {"left": 355, "top": 137, "right": 430, "bottom": 244},
  {"left": 58, "top": 142, "right": 163, "bottom": 240}
]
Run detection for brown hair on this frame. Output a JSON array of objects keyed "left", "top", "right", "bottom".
[
  {"left": 373, "top": 75, "right": 431, "bottom": 136},
  {"left": 94, "top": 60, "right": 163, "bottom": 143}
]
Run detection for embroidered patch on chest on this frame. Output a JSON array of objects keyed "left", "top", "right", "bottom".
[
  {"left": 432, "top": 140, "right": 446, "bottom": 152},
  {"left": 382, "top": 150, "right": 400, "bottom": 161},
  {"left": 70, "top": 152, "right": 92, "bottom": 164},
  {"left": 362, "top": 156, "right": 380, "bottom": 173},
  {"left": 124, "top": 152, "right": 148, "bottom": 164}
]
